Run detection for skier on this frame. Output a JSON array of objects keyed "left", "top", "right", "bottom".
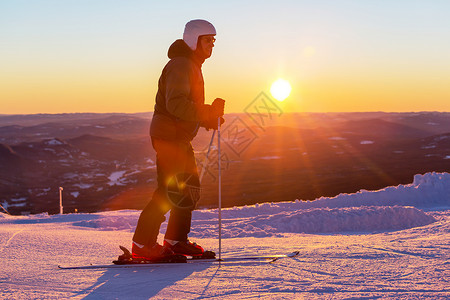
[{"left": 131, "top": 19, "right": 225, "bottom": 260}]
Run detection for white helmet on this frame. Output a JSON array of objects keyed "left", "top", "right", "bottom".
[{"left": 183, "top": 19, "right": 216, "bottom": 51}]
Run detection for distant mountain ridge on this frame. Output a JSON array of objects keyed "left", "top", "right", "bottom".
[
  {"left": 0, "top": 112, "right": 449, "bottom": 215},
  {"left": 335, "top": 118, "right": 431, "bottom": 139}
]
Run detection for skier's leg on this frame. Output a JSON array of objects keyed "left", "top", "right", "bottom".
[
  {"left": 132, "top": 138, "right": 180, "bottom": 247},
  {"left": 132, "top": 188, "right": 168, "bottom": 246},
  {"left": 165, "top": 142, "right": 199, "bottom": 242},
  {"left": 164, "top": 203, "right": 193, "bottom": 242}
]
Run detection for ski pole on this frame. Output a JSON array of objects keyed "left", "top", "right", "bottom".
[
  {"left": 218, "top": 117, "right": 222, "bottom": 262},
  {"left": 199, "top": 130, "right": 216, "bottom": 183}
]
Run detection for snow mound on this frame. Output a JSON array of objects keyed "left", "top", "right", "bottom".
[
  {"left": 204, "top": 172, "right": 449, "bottom": 220},
  {"left": 191, "top": 206, "right": 435, "bottom": 238},
  {"left": 72, "top": 216, "right": 136, "bottom": 231},
  {"left": 308, "top": 172, "right": 450, "bottom": 210},
  {"left": 3, "top": 205, "right": 433, "bottom": 237}
]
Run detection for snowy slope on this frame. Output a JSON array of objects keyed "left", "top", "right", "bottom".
[{"left": 0, "top": 172, "right": 449, "bottom": 299}]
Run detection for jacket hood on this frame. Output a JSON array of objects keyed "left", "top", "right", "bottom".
[
  {"left": 167, "top": 39, "right": 205, "bottom": 65},
  {"left": 168, "top": 39, "right": 193, "bottom": 59}
]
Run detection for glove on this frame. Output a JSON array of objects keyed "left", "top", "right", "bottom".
[
  {"left": 211, "top": 98, "right": 225, "bottom": 118},
  {"left": 202, "top": 116, "right": 225, "bottom": 131}
]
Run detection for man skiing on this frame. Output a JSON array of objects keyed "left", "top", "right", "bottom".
[{"left": 131, "top": 19, "right": 225, "bottom": 261}]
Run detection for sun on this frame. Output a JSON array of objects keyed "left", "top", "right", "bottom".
[{"left": 270, "top": 79, "right": 292, "bottom": 102}]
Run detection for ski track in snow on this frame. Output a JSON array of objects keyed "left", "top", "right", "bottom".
[
  {"left": 0, "top": 172, "right": 449, "bottom": 299},
  {"left": 0, "top": 229, "right": 24, "bottom": 253}
]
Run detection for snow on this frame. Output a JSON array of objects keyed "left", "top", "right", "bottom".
[
  {"left": 0, "top": 172, "right": 449, "bottom": 299},
  {"left": 11, "top": 197, "right": 27, "bottom": 203},
  {"left": 251, "top": 156, "right": 281, "bottom": 160},
  {"left": 73, "top": 183, "right": 94, "bottom": 189},
  {"left": 328, "top": 136, "right": 346, "bottom": 140},
  {"left": 8, "top": 198, "right": 27, "bottom": 208},
  {"left": 2, "top": 197, "right": 28, "bottom": 210},
  {"left": 107, "top": 170, "right": 127, "bottom": 186},
  {"left": 44, "top": 138, "right": 64, "bottom": 146}
]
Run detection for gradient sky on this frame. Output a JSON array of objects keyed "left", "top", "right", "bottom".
[{"left": 1, "top": 0, "right": 450, "bottom": 114}]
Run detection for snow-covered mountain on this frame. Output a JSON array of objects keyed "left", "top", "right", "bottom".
[{"left": 1, "top": 172, "right": 448, "bottom": 299}]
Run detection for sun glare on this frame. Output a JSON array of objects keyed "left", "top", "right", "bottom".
[{"left": 270, "top": 79, "right": 292, "bottom": 102}]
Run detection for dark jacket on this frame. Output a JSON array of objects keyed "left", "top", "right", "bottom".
[{"left": 150, "top": 39, "right": 211, "bottom": 142}]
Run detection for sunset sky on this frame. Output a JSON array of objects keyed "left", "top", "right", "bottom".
[{"left": 1, "top": 0, "right": 450, "bottom": 114}]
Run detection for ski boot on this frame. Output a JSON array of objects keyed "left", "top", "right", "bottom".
[
  {"left": 164, "top": 239, "right": 216, "bottom": 259},
  {"left": 113, "top": 243, "right": 186, "bottom": 265}
]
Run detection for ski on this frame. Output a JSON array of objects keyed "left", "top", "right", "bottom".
[
  {"left": 58, "top": 248, "right": 300, "bottom": 270},
  {"left": 112, "top": 245, "right": 216, "bottom": 264}
]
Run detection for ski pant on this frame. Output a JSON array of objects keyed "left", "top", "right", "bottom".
[{"left": 133, "top": 137, "right": 199, "bottom": 246}]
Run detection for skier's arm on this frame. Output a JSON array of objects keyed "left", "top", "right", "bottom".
[{"left": 164, "top": 60, "right": 211, "bottom": 122}]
